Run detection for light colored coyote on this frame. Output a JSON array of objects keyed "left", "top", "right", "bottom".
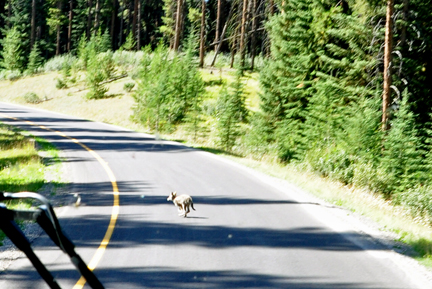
[{"left": 167, "top": 191, "right": 196, "bottom": 217}]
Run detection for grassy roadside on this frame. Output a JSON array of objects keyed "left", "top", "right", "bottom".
[
  {"left": 1, "top": 70, "right": 432, "bottom": 268},
  {"left": 0, "top": 123, "right": 62, "bottom": 246}
]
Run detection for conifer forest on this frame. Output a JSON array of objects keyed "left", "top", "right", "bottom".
[{"left": 1, "top": 0, "right": 432, "bottom": 220}]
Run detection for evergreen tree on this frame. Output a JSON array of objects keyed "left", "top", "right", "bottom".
[
  {"left": 134, "top": 45, "right": 181, "bottom": 131},
  {"left": 381, "top": 90, "right": 427, "bottom": 195},
  {"left": 26, "top": 41, "right": 44, "bottom": 74},
  {"left": 259, "top": 0, "right": 319, "bottom": 161},
  {"left": 0, "top": 26, "right": 25, "bottom": 72},
  {"left": 160, "top": 0, "right": 176, "bottom": 47},
  {"left": 259, "top": 0, "right": 377, "bottom": 162},
  {"left": 216, "top": 70, "right": 247, "bottom": 151}
]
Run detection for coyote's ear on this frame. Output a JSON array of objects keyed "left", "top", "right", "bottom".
[{"left": 173, "top": 191, "right": 177, "bottom": 196}]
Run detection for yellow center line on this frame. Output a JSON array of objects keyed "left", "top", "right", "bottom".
[{"left": 0, "top": 113, "right": 120, "bottom": 289}]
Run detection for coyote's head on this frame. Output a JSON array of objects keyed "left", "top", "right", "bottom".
[{"left": 167, "top": 191, "right": 177, "bottom": 201}]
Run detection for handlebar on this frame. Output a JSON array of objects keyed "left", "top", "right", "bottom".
[{"left": 0, "top": 192, "right": 105, "bottom": 289}]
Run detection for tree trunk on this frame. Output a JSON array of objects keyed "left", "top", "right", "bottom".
[
  {"left": 250, "top": 0, "right": 257, "bottom": 70},
  {"left": 31, "top": 0, "right": 36, "bottom": 48},
  {"left": 132, "top": 0, "right": 139, "bottom": 46},
  {"left": 136, "top": 0, "right": 141, "bottom": 50},
  {"left": 230, "top": 27, "right": 238, "bottom": 68},
  {"left": 67, "top": 0, "right": 73, "bottom": 52},
  {"left": 94, "top": 0, "right": 100, "bottom": 35},
  {"left": 111, "top": 0, "right": 118, "bottom": 49},
  {"left": 211, "top": 4, "right": 234, "bottom": 66},
  {"left": 87, "top": 0, "right": 93, "bottom": 38},
  {"left": 382, "top": 0, "right": 394, "bottom": 130},
  {"left": 174, "top": 0, "right": 184, "bottom": 51},
  {"left": 56, "top": 0, "right": 62, "bottom": 55},
  {"left": 269, "top": 0, "right": 274, "bottom": 15},
  {"left": 119, "top": 1, "right": 125, "bottom": 46},
  {"left": 199, "top": 0, "right": 206, "bottom": 67},
  {"left": 214, "top": 0, "right": 222, "bottom": 52},
  {"left": 239, "top": 0, "right": 248, "bottom": 69}
]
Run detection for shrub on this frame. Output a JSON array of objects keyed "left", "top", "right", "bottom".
[
  {"left": 85, "top": 51, "right": 114, "bottom": 99},
  {"left": 133, "top": 44, "right": 205, "bottom": 132},
  {"left": 56, "top": 78, "right": 67, "bottom": 89},
  {"left": 6, "top": 70, "right": 22, "bottom": 81},
  {"left": 42, "top": 54, "right": 78, "bottom": 72},
  {"left": 123, "top": 82, "right": 135, "bottom": 92},
  {"left": 26, "top": 42, "right": 44, "bottom": 75},
  {"left": 23, "top": 92, "right": 41, "bottom": 104},
  {"left": 398, "top": 186, "right": 432, "bottom": 222}
]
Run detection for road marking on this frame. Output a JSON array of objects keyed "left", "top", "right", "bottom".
[{"left": 0, "top": 113, "right": 119, "bottom": 289}]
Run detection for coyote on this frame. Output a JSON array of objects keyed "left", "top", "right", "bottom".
[{"left": 167, "top": 191, "right": 196, "bottom": 217}]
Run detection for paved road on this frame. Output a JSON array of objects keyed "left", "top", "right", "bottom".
[{"left": 0, "top": 102, "right": 430, "bottom": 289}]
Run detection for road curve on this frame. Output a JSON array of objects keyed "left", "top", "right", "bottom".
[{"left": 0, "top": 102, "right": 430, "bottom": 289}]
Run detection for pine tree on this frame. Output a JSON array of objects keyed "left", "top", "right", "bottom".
[
  {"left": 0, "top": 26, "right": 25, "bottom": 72},
  {"left": 26, "top": 41, "right": 44, "bottom": 74},
  {"left": 381, "top": 90, "right": 427, "bottom": 195},
  {"left": 160, "top": 0, "right": 176, "bottom": 47},
  {"left": 259, "top": 0, "right": 323, "bottom": 161},
  {"left": 216, "top": 70, "right": 247, "bottom": 151}
]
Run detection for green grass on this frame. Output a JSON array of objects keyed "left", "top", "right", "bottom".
[{"left": 0, "top": 124, "right": 62, "bottom": 246}]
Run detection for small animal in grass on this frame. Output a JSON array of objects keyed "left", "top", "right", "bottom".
[{"left": 167, "top": 191, "right": 196, "bottom": 217}]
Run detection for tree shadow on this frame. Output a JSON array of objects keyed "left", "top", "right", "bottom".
[
  {"left": 0, "top": 109, "right": 198, "bottom": 153},
  {"left": 0, "top": 267, "right": 394, "bottom": 289}
]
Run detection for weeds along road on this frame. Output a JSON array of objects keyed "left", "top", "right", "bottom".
[{"left": 0, "top": 102, "right": 430, "bottom": 289}]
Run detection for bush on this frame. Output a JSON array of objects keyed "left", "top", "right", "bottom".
[
  {"left": 133, "top": 44, "right": 205, "bottom": 132},
  {"left": 23, "top": 92, "right": 41, "bottom": 104},
  {"left": 305, "top": 146, "right": 355, "bottom": 185},
  {"left": 25, "top": 42, "right": 44, "bottom": 75},
  {"left": 123, "top": 82, "right": 135, "bottom": 92},
  {"left": 56, "top": 78, "right": 67, "bottom": 89},
  {"left": 352, "top": 161, "right": 390, "bottom": 194},
  {"left": 43, "top": 54, "right": 78, "bottom": 72},
  {"left": 399, "top": 186, "right": 432, "bottom": 222},
  {"left": 112, "top": 50, "right": 143, "bottom": 68},
  {"left": 6, "top": 70, "right": 22, "bottom": 81},
  {"left": 85, "top": 51, "right": 114, "bottom": 99}
]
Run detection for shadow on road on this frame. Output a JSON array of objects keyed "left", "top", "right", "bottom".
[
  {"left": 0, "top": 267, "right": 394, "bottom": 289},
  {"left": 0, "top": 108, "right": 194, "bottom": 153}
]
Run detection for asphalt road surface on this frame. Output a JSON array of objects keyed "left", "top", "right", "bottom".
[{"left": 0, "top": 102, "right": 431, "bottom": 289}]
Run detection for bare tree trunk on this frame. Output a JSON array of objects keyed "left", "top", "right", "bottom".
[
  {"left": 31, "top": 0, "right": 36, "bottom": 48},
  {"left": 111, "top": 0, "right": 117, "bottom": 49},
  {"left": 211, "top": 4, "right": 234, "bottom": 66},
  {"left": 132, "top": 0, "right": 138, "bottom": 45},
  {"left": 136, "top": 0, "right": 141, "bottom": 50},
  {"left": 214, "top": 0, "right": 222, "bottom": 52},
  {"left": 87, "top": 0, "right": 93, "bottom": 38},
  {"left": 250, "top": 0, "right": 257, "bottom": 70},
  {"left": 382, "top": 0, "right": 394, "bottom": 130},
  {"left": 56, "top": 0, "right": 62, "bottom": 55},
  {"left": 239, "top": 0, "right": 248, "bottom": 69},
  {"left": 94, "top": 0, "right": 100, "bottom": 35},
  {"left": 230, "top": 27, "right": 238, "bottom": 68},
  {"left": 199, "top": 0, "right": 206, "bottom": 67},
  {"left": 269, "top": 0, "right": 274, "bottom": 15},
  {"left": 174, "top": 0, "right": 184, "bottom": 51},
  {"left": 119, "top": 1, "right": 125, "bottom": 46},
  {"left": 67, "top": 0, "right": 73, "bottom": 52}
]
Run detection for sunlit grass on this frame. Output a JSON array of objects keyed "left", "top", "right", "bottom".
[{"left": 0, "top": 124, "right": 62, "bottom": 246}]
